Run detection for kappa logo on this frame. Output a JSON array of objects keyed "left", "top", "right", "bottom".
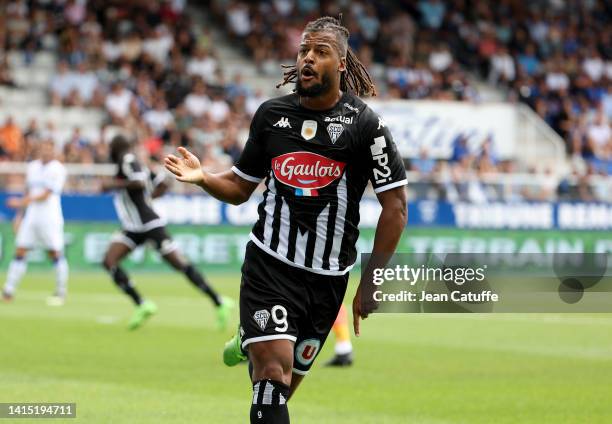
[
  {"left": 301, "top": 120, "right": 317, "bottom": 140},
  {"left": 273, "top": 117, "right": 292, "bottom": 128},
  {"left": 295, "top": 338, "right": 321, "bottom": 366},
  {"left": 253, "top": 309, "right": 270, "bottom": 330},
  {"left": 377, "top": 116, "right": 386, "bottom": 130},
  {"left": 326, "top": 123, "right": 344, "bottom": 144}
]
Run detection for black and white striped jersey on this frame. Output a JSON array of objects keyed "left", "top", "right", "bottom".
[
  {"left": 113, "top": 153, "right": 165, "bottom": 233},
  {"left": 233, "top": 92, "right": 407, "bottom": 276}
]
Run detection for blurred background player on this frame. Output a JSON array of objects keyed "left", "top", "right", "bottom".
[
  {"left": 101, "top": 135, "right": 232, "bottom": 330},
  {"left": 325, "top": 304, "right": 353, "bottom": 367},
  {"left": 2, "top": 141, "right": 68, "bottom": 306}
]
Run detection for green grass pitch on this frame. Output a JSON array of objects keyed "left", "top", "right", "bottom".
[{"left": 1, "top": 271, "right": 612, "bottom": 423}]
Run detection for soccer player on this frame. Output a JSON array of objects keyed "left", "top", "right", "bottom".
[
  {"left": 2, "top": 141, "right": 69, "bottom": 305},
  {"left": 101, "top": 135, "right": 232, "bottom": 330},
  {"left": 164, "top": 17, "right": 407, "bottom": 423}
]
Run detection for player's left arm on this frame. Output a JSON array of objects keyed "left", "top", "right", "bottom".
[
  {"left": 101, "top": 178, "right": 145, "bottom": 191},
  {"left": 6, "top": 189, "right": 53, "bottom": 209},
  {"left": 353, "top": 112, "right": 408, "bottom": 336},
  {"left": 151, "top": 171, "right": 169, "bottom": 199},
  {"left": 353, "top": 186, "right": 407, "bottom": 336}
]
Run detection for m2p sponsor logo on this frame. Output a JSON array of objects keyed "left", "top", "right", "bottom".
[{"left": 370, "top": 135, "right": 392, "bottom": 184}]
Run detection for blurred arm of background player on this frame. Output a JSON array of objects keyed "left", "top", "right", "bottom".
[
  {"left": 352, "top": 186, "right": 407, "bottom": 337},
  {"left": 164, "top": 146, "right": 258, "bottom": 205},
  {"left": 100, "top": 178, "right": 145, "bottom": 192},
  {"left": 6, "top": 188, "right": 52, "bottom": 208},
  {"left": 151, "top": 172, "right": 170, "bottom": 199},
  {"left": 6, "top": 188, "right": 51, "bottom": 234}
]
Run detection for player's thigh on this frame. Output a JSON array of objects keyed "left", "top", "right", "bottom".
[
  {"left": 292, "top": 274, "right": 349, "bottom": 376},
  {"left": 38, "top": 219, "right": 65, "bottom": 253},
  {"left": 148, "top": 227, "right": 183, "bottom": 269},
  {"left": 14, "top": 216, "right": 37, "bottom": 251},
  {"left": 239, "top": 244, "right": 303, "bottom": 357},
  {"left": 104, "top": 232, "right": 138, "bottom": 266}
]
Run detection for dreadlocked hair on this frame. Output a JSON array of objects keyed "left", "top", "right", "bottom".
[{"left": 276, "top": 16, "right": 377, "bottom": 97}]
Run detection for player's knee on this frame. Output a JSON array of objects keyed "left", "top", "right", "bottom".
[
  {"left": 102, "top": 256, "right": 115, "bottom": 271},
  {"left": 15, "top": 248, "right": 27, "bottom": 259},
  {"left": 256, "top": 362, "right": 289, "bottom": 385},
  {"left": 47, "top": 250, "right": 60, "bottom": 261}
]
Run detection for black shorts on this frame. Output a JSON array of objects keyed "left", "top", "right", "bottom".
[
  {"left": 112, "top": 226, "right": 178, "bottom": 255},
  {"left": 239, "top": 242, "right": 349, "bottom": 375}
]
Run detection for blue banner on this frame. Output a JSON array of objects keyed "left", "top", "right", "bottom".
[{"left": 0, "top": 193, "right": 610, "bottom": 230}]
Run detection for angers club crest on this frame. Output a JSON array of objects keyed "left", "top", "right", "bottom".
[
  {"left": 326, "top": 123, "right": 344, "bottom": 144},
  {"left": 253, "top": 309, "right": 270, "bottom": 330}
]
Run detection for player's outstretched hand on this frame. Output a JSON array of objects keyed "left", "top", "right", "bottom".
[{"left": 164, "top": 147, "right": 204, "bottom": 185}]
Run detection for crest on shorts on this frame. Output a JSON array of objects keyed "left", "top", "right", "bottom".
[
  {"left": 326, "top": 123, "right": 344, "bottom": 144},
  {"left": 301, "top": 120, "right": 317, "bottom": 140},
  {"left": 253, "top": 309, "right": 270, "bottom": 330}
]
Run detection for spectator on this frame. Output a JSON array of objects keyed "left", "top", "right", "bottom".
[
  {"left": 71, "top": 61, "right": 102, "bottom": 107},
  {"left": 143, "top": 97, "right": 174, "bottom": 138},
  {"left": 0, "top": 117, "right": 23, "bottom": 160},
  {"left": 184, "top": 79, "right": 211, "bottom": 118},
  {"left": 429, "top": 43, "right": 453, "bottom": 73},
  {"left": 489, "top": 46, "right": 515, "bottom": 85},
  {"left": 49, "top": 61, "right": 75, "bottom": 106},
  {"left": 208, "top": 91, "right": 231, "bottom": 124},
  {"left": 0, "top": 55, "right": 16, "bottom": 87},
  {"left": 226, "top": 2, "right": 252, "bottom": 39},
  {"left": 105, "top": 82, "right": 137, "bottom": 125},
  {"left": 586, "top": 111, "right": 611, "bottom": 160},
  {"left": 418, "top": 0, "right": 446, "bottom": 30},
  {"left": 142, "top": 26, "right": 174, "bottom": 64},
  {"left": 187, "top": 47, "right": 218, "bottom": 84},
  {"left": 517, "top": 44, "right": 540, "bottom": 76}
]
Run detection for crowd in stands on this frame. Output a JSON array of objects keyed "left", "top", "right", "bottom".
[
  {"left": 0, "top": 0, "right": 266, "bottom": 174},
  {"left": 0, "top": 0, "right": 610, "bottom": 202}
]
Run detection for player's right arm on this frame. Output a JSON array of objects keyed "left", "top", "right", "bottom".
[
  {"left": 165, "top": 102, "right": 269, "bottom": 205},
  {"left": 164, "top": 147, "right": 259, "bottom": 205}
]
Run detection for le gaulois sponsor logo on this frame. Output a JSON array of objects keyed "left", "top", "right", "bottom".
[{"left": 272, "top": 151, "right": 346, "bottom": 189}]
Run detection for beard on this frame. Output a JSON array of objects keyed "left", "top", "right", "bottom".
[{"left": 296, "top": 71, "right": 332, "bottom": 97}]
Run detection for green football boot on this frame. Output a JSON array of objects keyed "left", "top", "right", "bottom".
[
  {"left": 223, "top": 324, "right": 247, "bottom": 366},
  {"left": 216, "top": 297, "right": 235, "bottom": 331},
  {"left": 128, "top": 300, "right": 157, "bottom": 330}
]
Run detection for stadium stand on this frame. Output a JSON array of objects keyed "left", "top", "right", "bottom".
[{"left": 0, "top": 0, "right": 610, "bottom": 202}]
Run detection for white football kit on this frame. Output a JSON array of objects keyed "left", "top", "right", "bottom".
[{"left": 15, "top": 159, "right": 67, "bottom": 251}]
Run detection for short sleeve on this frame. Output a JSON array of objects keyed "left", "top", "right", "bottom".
[
  {"left": 121, "top": 154, "right": 147, "bottom": 182},
  {"left": 362, "top": 112, "right": 407, "bottom": 193},
  {"left": 232, "top": 104, "right": 270, "bottom": 183},
  {"left": 45, "top": 162, "right": 67, "bottom": 193}
]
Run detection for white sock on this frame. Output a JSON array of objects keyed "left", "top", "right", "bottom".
[
  {"left": 335, "top": 340, "right": 353, "bottom": 355},
  {"left": 4, "top": 258, "right": 27, "bottom": 295},
  {"left": 54, "top": 257, "right": 69, "bottom": 297}
]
